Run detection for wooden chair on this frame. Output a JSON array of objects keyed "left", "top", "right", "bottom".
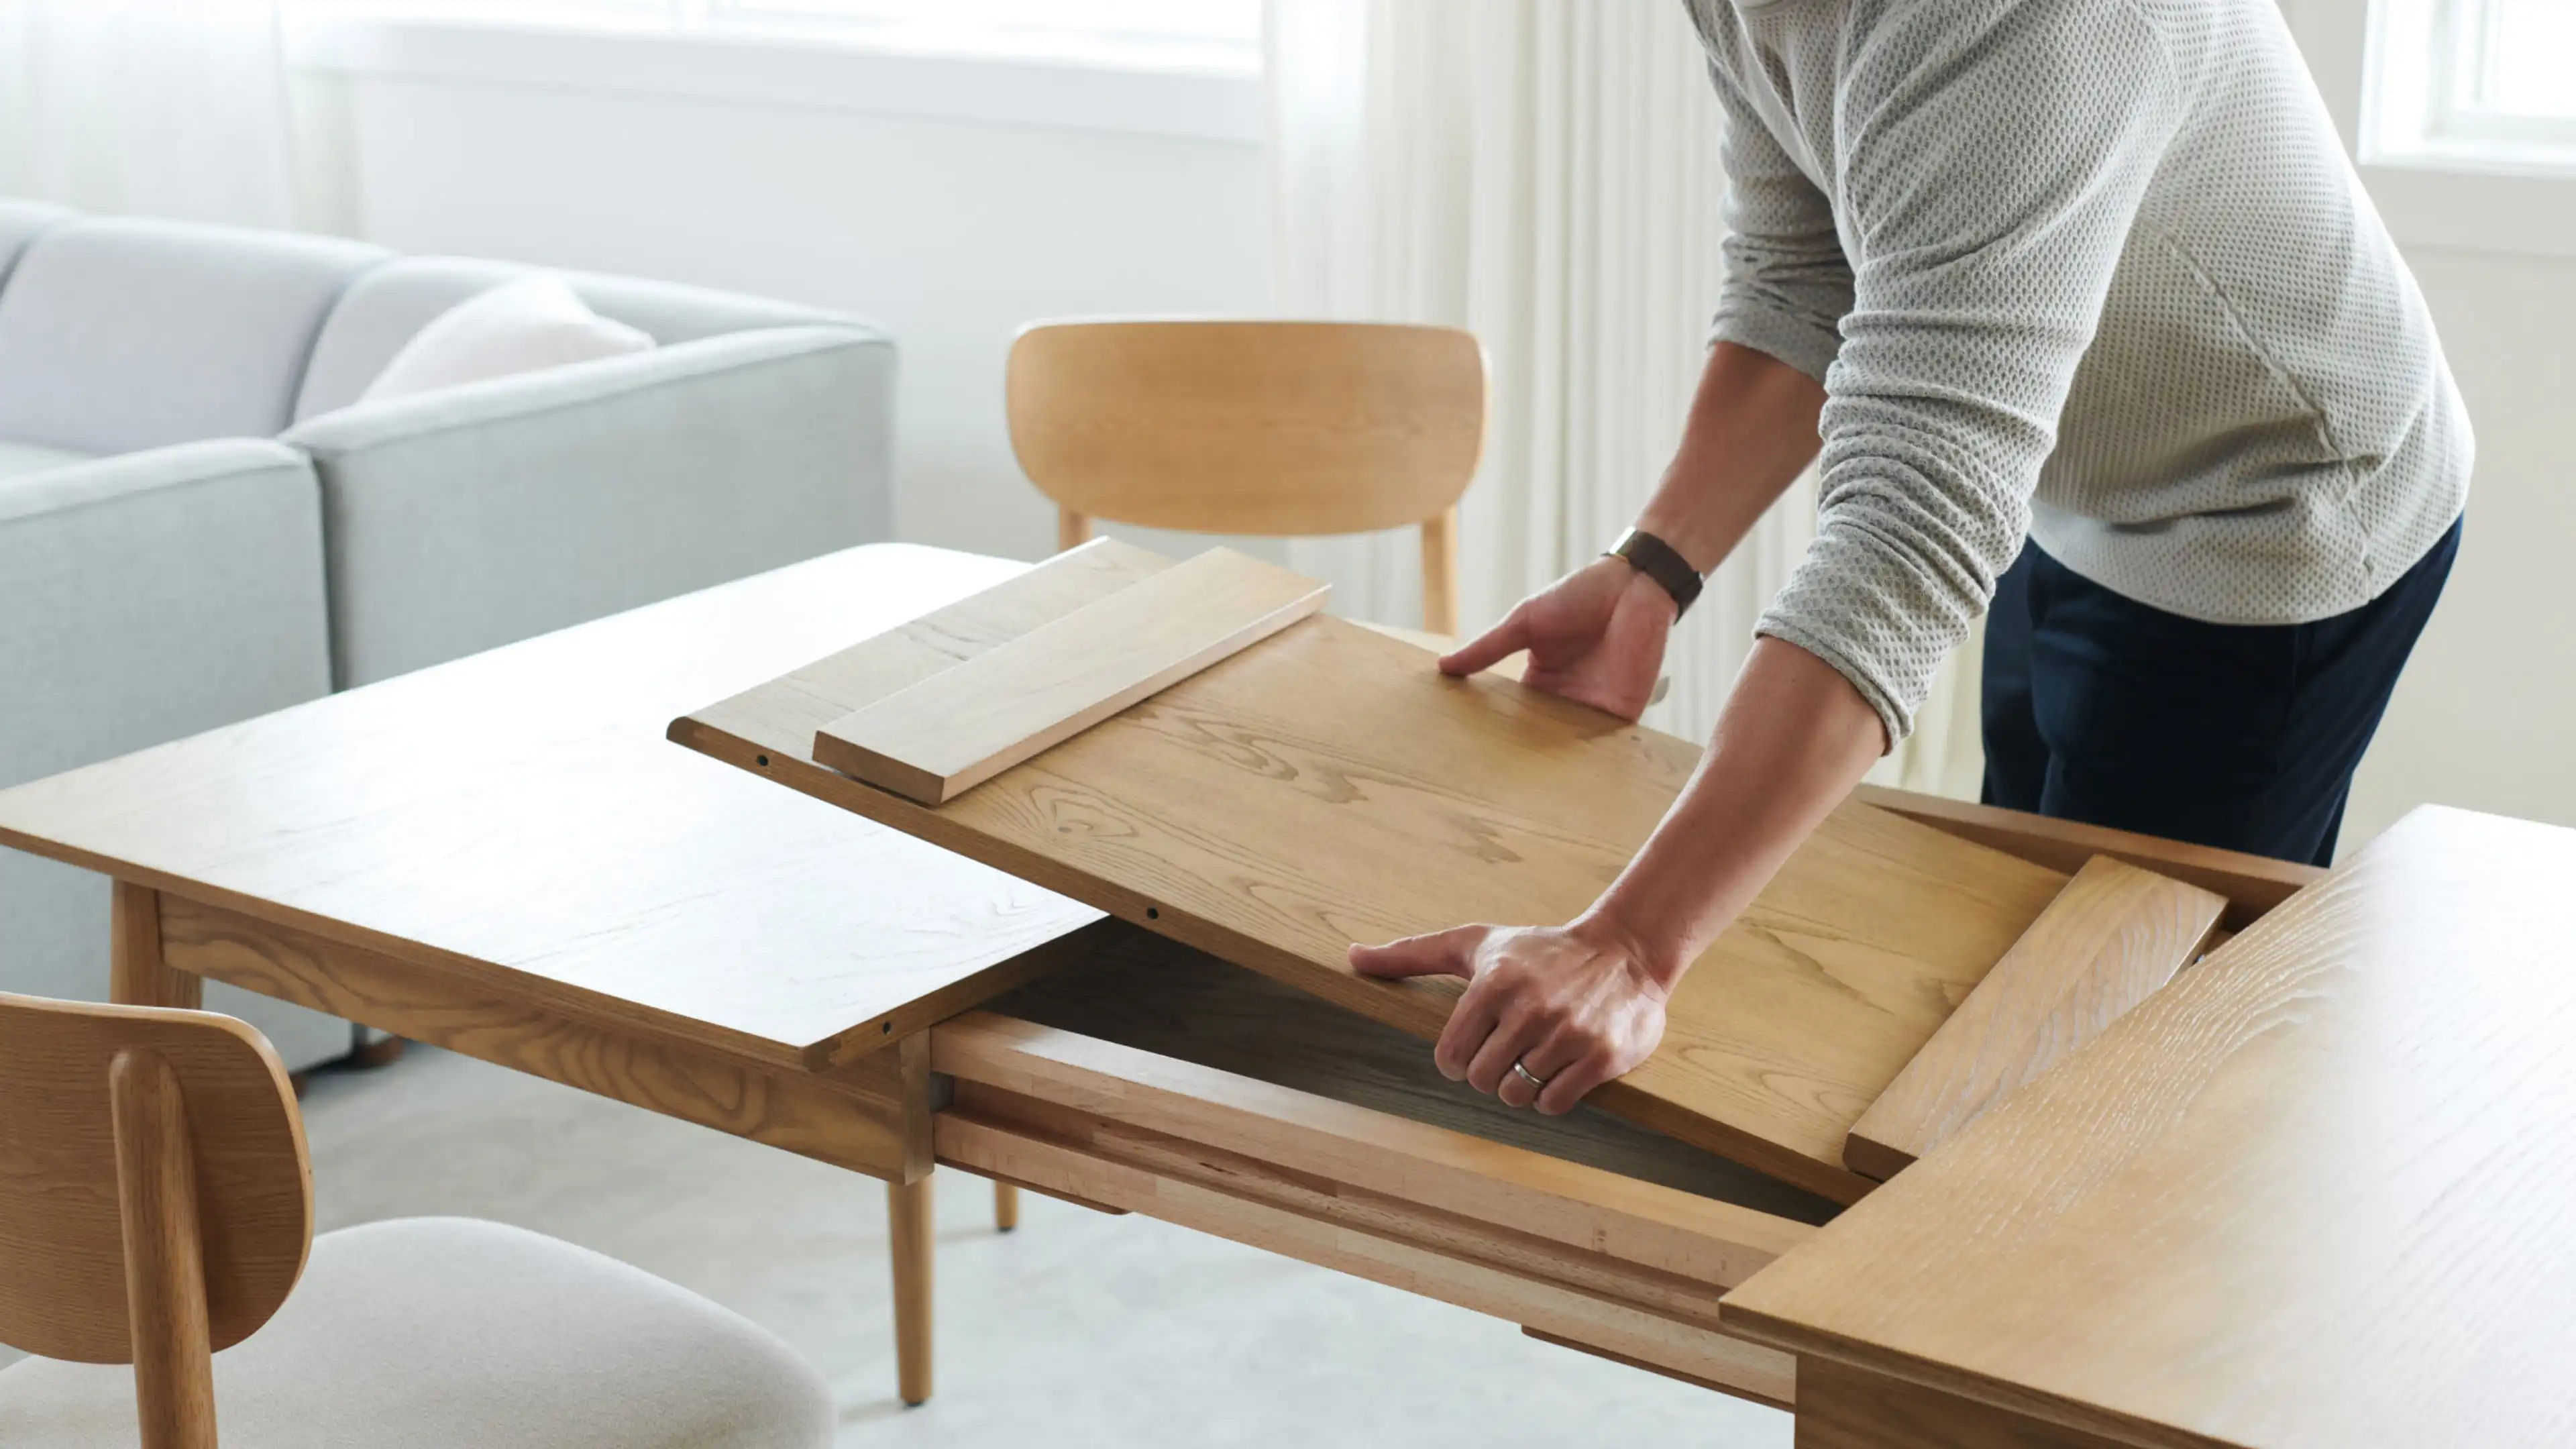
[
  {"left": 0, "top": 991, "right": 834, "bottom": 1449},
  {"left": 983, "top": 319, "right": 1487, "bottom": 1234},
  {"left": 1007, "top": 319, "right": 1488, "bottom": 635}
]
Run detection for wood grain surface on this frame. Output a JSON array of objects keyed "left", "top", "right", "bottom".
[
  {"left": 156, "top": 894, "right": 934, "bottom": 1182},
  {"left": 0, "top": 545, "right": 1107, "bottom": 1073},
  {"left": 110, "top": 1049, "right": 221, "bottom": 1449},
  {"left": 985, "top": 920, "right": 1839, "bottom": 1225},
  {"left": 1794, "top": 1358, "right": 2131, "bottom": 1449},
  {"left": 1851, "top": 786, "right": 2318, "bottom": 933},
  {"left": 1843, "top": 856, "right": 2226, "bottom": 1180},
  {"left": 1006, "top": 321, "right": 1485, "bottom": 540},
  {"left": 1725, "top": 807, "right": 2576, "bottom": 1449},
  {"left": 814, "top": 548, "right": 1328, "bottom": 804},
  {"left": 681, "top": 542, "right": 2070, "bottom": 1203},
  {"left": 0, "top": 992, "right": 311, "bottom": 1365}
]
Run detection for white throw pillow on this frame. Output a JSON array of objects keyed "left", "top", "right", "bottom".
[{"left": 358, "top": 275, "right": 654, "bottom": 404}]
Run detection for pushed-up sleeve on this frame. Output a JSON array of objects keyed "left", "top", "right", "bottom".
[
  {"left": 1756, "top": 0, "right": 2182, "bottom": 744},
  {"left": 1707, "top": 61, "right": 1852, "bottom": 383}
]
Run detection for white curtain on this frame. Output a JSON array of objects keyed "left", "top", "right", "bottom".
[
  {"left": 1265, "top": 0, "right": 1983, "bottom": 796},
  {"left": 0, "top": 0, "right": 300, "bottom": 227}
]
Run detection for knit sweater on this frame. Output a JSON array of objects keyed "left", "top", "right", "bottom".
[{"left": 1684, "top": 0, "right": 2472, "bottom": 742}]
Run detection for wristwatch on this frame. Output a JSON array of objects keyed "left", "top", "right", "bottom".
[{"left": 1605, "top": 527, "right": 1705, "bottom": 620}]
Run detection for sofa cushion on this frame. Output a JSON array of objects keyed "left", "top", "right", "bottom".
[
  {"left": 358, "top": 275, "right": 653, "bottom": 405},
  {"left": 0, "top": 218, "right": 387, "bottom": 455},
  {"left": 293, "top": 257, "right": 853, "bottom": 421},
  {"left": 0, "top": 200, "right": 76, "bottom": 288},
  {"left": 0, "top": 437, "right": 90, "bottom": 480}
]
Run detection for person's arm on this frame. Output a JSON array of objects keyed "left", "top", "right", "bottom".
[
  {"left": 1358, "top": 1, "right": 2186, "bottom": 1114},
  {"left": 1438, "top": 342, "right": 1825, "bottom": 720}
]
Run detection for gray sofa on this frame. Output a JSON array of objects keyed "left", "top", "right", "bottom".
[{"left": 0, "top": 202, "right": 897, "bottom": 1068}]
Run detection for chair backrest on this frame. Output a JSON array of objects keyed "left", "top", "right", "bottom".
[
  {"left": 1006, "top": 321, "right": 1487, "bottom": 631},
  {"left": 0, "top": 991, "right": 313, "bottom": 1364}
]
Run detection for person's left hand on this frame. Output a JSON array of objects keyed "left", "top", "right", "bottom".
[{"left": 1348, "top": 919, "right": 1671, "bottom": 1114}]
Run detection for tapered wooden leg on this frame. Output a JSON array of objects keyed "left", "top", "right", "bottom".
[
  {"left": 1057, "top": 508, "right": 1093, "bottom": 554},
  {"left": 1419, "top": 507, "right": 1459, "bottom": 636},
  {"left": 111, "top": 882, "right": 200, "bottom": 1010},
  {"left": 993, "top": 1181, "right": 1020, "bottom": 1232},
  {"left": 111, "top": 1048, "right": 219, "bottom": 1449},
  {"left": 888, "top": 1173, "right": 934, "bottom": 1405}
]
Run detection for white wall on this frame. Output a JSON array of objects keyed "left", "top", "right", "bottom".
[
  {"left": 298, "top": 31, "right": 2576, "bottom": 850},
  {"left": 304, "top": 60, "right": 1274, "bottom": 564}
]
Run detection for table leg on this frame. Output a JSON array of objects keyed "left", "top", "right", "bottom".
[
  {"left": 888, "top": 1173, "right": 934, "bottom": 1405},
  {"left": 993, "top": 1181, "right": 1019, "bottom": 1232},
  {"left": 111, "top": 883, "right": 200, "bottom": 1010}
]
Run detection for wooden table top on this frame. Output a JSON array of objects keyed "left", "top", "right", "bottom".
[
  {"left": 1721, "top": 806, "right": 2576, "bottom": 1448},
  {"left": 678, "top": 540, "right": 2072, "bottom": 1204},
  {"left": 0, "top": 545, "right": 1106, "bottom": 1073}
]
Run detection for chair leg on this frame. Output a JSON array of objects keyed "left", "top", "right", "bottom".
[
  {"left": 887, "top": 1174, "right": 934, "bottom": 1406},
  {"left": 1058, "top": 508, "right": 1092, "bottom": 553},
  {"left": 1419, "top": 507, "right": 1460, "bottom": 636},
  {"left": 993, "top": 1181, "right": 1020, "bottom": 1232}
]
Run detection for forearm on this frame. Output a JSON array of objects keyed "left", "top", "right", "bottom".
[
  {"left": 1576, "top": 637, "right": 1886, "bottom": 987},
  {"left": 1633, "top": 341, "right": 1827, "bottom": 572}
]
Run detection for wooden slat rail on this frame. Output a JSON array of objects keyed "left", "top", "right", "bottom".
[
  {"left": 1843, "top": 857, "right": 2228, "bottom": 1180},
  {"left": 932, "top": 1011, "right": 1809, "bottom": 1406}
]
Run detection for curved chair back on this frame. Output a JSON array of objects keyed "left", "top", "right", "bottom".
[
  {"left": 1006, "top": 320, "right": 1487, "bottom": 633},
  {"left": 0, "top": 991, "right": 313, "bottom": 1369}
]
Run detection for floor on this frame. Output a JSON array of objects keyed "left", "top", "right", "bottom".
[{"left": 11, "top": 1046, "right": 1790, "bottom": 1446}]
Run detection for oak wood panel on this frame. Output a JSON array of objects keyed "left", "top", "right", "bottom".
[
  {"left": 1519, "top": 1327, "right": 1792, "bottom": 1411},
  {"left": 111, "top": 881, "right": 199, "bottom": 1012},
  {"left": 1843, "top": 857, "right": 2226, "bottom": 1180},
  {"left": 1796, "top": 1360, "right": 2136, "bottom": 1449},
  {"left": 1007, "top": 321, "right": 1485, "bottom": 539},
  {"left": 110, "top": 1049, "right": 221, "bottom": 1449},
  {"left": 813, "top": 548, "right": 1330, "bottom": 804},
  {"left": 985, "top": 921, "right": 1838, "bottom": 1224},
  {"left": 933, "top": 1109, "right": 1798, "bottom": 1407},
  {"left": 1725, "top": 807, "right": 2576, "bottom": 1449},
  {"left": 0, "top": 545, "right": 1107, "bottom": 1077},
  {"left": 682, "top": 544, "right": 2070, "bottom": 1203},
  {"left": 1850, "top": 786, "right": 2318, "bottom": 933},
  {"left": 155, "top": 894, "right": 930, "bottom": 1183},
  {"left": 0, "top": 994, "right": 311, "bottom": 1365},
  {"left": 934, "top": 1010, "right": 1817, "bottom": 1290}
]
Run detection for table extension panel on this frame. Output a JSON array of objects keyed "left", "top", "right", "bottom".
[{"left": 674, "top": 539, "right": 2070, "bottom": 1203}]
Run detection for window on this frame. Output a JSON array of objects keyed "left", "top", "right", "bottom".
[{"left": 2369, "top": 0, "right": 2576, "bottom": 170}]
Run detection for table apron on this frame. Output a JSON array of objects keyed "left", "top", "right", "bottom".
[{"left": 150, "top": 891, "right": 932, "bottom": 1183}]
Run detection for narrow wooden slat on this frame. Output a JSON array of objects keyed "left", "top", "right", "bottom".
[
  {"left": 1850, "top": 785, "right": 2316, "bottom": 932},
  {"left": 933, "top": 1011, "right": 1813, "bottom": 1289},
  {"left": 1844, "top": 857, "right": 2225, "bottom": 1180},
  {"left": 1519, "top": 1327, "right": 1792, "bottom": 1411},
  {"left": 932, "top": 1110, "right": 1799, "bottom": 1406},
  {"left": 812, "top": 547, "right": 1330, "bottom": 804}
]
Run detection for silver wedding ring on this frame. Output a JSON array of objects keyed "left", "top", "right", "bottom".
[{"left": 1510, "top": 1060, "right": 1550, "bottom": 1091}]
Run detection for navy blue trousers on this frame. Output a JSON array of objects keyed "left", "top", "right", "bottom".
[{"left": 1980, "top": 519, "right": 2461, "bottom": 866}]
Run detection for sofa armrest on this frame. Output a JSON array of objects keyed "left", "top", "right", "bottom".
[
  {"left": 284, "top": 325, "right": 898, "bottom": 687},
  {"left": 0, "top": 438, "right": 349, "bottom": 1067}
]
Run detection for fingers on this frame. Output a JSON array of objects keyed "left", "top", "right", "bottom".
[
  {"left": 1438, "top": 606, "right": 1532, "bottom": 678},
  {"left": 1493, "top": 1030, "right": 1583, "bottom": 1110},
  {"left": 1533, "top": 1050, "right": 1622, "bottom": 1116},
  {"left": 1464, "top": 1002, "right": 1548, "bottom": 1097},
  {"left": 1434, "top": 983, "right": 1503, "bottom": 1082},
  {"left": 1349, "top": 924, "right": 1488, "bottom": 981}
]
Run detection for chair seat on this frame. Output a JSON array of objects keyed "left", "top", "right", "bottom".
[{"left": 0, "top": 1217, "right": 834, "bottom": 1449}]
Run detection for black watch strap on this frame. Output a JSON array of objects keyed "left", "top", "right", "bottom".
[{"left": 1606, "top": 528, "right": 1705, "bottom": 620}]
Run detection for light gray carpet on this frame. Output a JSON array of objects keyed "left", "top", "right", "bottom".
[{"left": 10, "top": 1046, "right": 1792, "bottom": 1446}]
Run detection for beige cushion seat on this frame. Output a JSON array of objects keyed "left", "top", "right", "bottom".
[{"left": 0, "top": 1217, "right": 835, "bottom": 1449}]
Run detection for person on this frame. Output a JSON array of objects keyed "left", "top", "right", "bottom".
[{"left": 1349, "top": 0, "right": 2472, "bottom": 1117}]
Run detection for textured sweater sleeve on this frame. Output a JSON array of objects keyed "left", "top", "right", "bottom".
[
  {"left": 1753, "top": 0, "right": 2183, "bottom": 744},
  {"left": 1706, "top": 62, "right": 1852, "bottom": 382}
]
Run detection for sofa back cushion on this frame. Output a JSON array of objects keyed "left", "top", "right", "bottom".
[
  {"left": 0, "top": 200, "right": 76, "bottom": 290},
  {"left": 0, "top": 219, "right": 386, "bottom": 454},
  {"left": 292, "top": 257, "right": 846, "bottom": 421}
]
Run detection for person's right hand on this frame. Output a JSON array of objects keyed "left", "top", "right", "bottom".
[{"left": 1440, "top": 556, "right": 1676, "bottom": 721}]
